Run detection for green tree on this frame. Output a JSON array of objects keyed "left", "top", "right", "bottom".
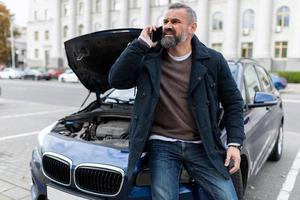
[{"left": 0, "top": 3, "right": 11, "bottom": 65}]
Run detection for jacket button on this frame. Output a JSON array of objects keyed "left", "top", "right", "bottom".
[
  {"left": 198, "top": 76, "right": 202, "bottom": 80},
  {"left": 142, "top": 92, "right": 146, "bottom": 97}
]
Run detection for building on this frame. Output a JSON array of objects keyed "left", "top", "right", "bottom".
[
  {"left": 27, "top": 0, "right": 300, "bottom": 71},
  {"left": 14, "top": 26, "right": 27, "bottom": 69}
]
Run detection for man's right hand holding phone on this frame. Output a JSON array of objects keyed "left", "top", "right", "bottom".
[{"left": 138, "top": 25, "right": 159, "bottom": 48}]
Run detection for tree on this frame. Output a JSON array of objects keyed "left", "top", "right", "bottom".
[{"left": 0, "top": 3, "right": 11, "bottom": 65}]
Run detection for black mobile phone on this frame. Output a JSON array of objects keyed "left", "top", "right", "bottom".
[{"left": 151, "top": 26, "right": 163, "bottom": 42}]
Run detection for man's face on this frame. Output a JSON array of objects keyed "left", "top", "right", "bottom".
[{"left": 161, "top": 8, "right": 196, "bottom": 48}]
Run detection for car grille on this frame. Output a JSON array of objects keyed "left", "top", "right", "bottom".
[
  {"left": 42, "top": 153, "right": 71, "bottom": 186},
  {"left": 75, "top": 164, "right": 124, "bottom": 196}
]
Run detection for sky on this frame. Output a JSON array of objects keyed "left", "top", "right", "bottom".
[{"left": 1, "top": 0, "right": 28, "bottom": 26}]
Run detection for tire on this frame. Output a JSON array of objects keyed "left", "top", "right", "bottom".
[
  {"left": 268, "top": 124, "right": 283, "bottom": 161},
  {"left": 231, "top": 170, "right": 244, "bottom": 200}
]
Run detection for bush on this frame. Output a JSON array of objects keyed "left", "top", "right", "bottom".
[{"left": 273, "top": 71, "right": 300, "bottom": 83}]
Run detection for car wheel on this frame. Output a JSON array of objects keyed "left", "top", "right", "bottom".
[
  {"left": 268, "top": 124, "right": 283, "bottom": 161},
  {"left": 231, "top": 170, "right": 244, "bottom": 200}
]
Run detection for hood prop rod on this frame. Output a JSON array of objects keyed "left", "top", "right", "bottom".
[
  {"left": 78, "top": 90, "right": 92, "bottom": 111},
  {"left": 96, "top": 92, "right": 102, "bottom": 105}
]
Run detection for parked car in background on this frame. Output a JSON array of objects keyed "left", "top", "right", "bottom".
[
  {"left": 58, "top": 69, "right": 79, "bottom": 83},
  {"left": 30, "top": 29, "right": 284, "bottom": 200},
  {"left": 22, "top": 68, "right": 51, "bottom": 80},
  {"left": 270, "top": 73, "right": 288, "bottom": 90},
  {"left": 47, "top": 68, "right": 63, "bottom": 79},
  {"left": 0, "top": 68, "right": 24, "bottom": 79}
]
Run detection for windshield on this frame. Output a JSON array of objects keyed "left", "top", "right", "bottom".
[
  {"left": 228, "top": 63, "right": 239, "bottom": 81},
  {"left": 104, "top": 88, "right": 136, "bottom": 104}
]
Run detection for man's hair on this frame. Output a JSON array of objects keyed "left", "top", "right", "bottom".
[{"left": 168, "top": 3, "right": 197, "bottom": 23}]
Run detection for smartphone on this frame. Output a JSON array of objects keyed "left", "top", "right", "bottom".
[{"left": 151, "top": 26, "right": 163, "bottom": 42}]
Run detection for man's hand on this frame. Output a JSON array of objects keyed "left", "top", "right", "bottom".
[
  {"left": 138, "top": 25, "right": 158, "bottom": 48},
  {"left": 224, "top": 146, "right": 241, "bottom": 174}
]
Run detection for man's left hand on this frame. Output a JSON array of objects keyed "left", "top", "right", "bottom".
[{"left": 224, "top": 146, "right": 241, "bottom": 174}]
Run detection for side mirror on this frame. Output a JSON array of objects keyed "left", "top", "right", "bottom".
[{"left": 248, "top": 92, "right": 278, "bottom": 108}]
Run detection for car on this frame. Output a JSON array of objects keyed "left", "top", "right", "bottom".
[
  {"left": 58, "top": 69, "right": 79, "bottom": 83},
  {"left": 47, "top": 68, "right": 63, "bottom": 79},
  {"left": 0, "top": 68, "right": 24, "bottom": 79},
  {"left": 30, "top": 29, "right": 284, "bottom": 200},
  {"left": 270, "top": 73, "right": 288, "bottom": 90},
  {"left": 22, "top": 68, "right": 51, "bottom": 80}
]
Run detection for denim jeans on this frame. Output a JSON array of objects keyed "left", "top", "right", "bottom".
[{"left": 148, "top": 139, "right": 238, "bottom": 200}]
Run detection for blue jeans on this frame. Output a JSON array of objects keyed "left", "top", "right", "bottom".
[{"left": 148, "top": 139, "right": 238, "bottom": 200}]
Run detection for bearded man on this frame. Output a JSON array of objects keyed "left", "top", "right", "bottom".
[{"left": 109, "top": 3, "right": 245, "bottom": 200}]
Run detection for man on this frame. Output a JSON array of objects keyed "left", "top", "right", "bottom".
[{"left": 109, "top": 3, "right": 245, "bottom": 200}]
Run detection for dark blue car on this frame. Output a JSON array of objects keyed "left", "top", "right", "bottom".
[
  {"left": 30, "top": 29, "right": 284, "bottom": 200},
  {"left": 270, "top": 73, "right": 288, "bottom": 90}
]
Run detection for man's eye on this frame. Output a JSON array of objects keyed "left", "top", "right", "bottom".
[{"left": 163, "top": 20, "right": 169, "bottom": 24}]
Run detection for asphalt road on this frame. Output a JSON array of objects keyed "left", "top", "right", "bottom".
[{"left": 0, "top": 79, "right": 299, "bottom": 200}]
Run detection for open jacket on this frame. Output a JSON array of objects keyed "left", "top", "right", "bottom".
[{"left": 108, "top": 36, "right": 245, "bottom": 182}]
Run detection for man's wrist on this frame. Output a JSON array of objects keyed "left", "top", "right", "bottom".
[{"left": 228, "top": 143, "right": 242, "bottom": 151}]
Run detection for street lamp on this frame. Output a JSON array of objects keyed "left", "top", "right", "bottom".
[{"left": 0, "top": 12, "right": 15, "bottom": 68}]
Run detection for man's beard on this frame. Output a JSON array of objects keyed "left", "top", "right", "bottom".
[{"left": 161, "top": 29, "right": 188, "bottom": 49}]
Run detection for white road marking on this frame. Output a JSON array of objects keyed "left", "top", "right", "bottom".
[
  {"left": 0, "top": 131, "right": 39, "bottom": 141},
  {"left": 0, "top": 108, "right": 76, "bottom": 119},
  {"left": 282, "top": 99, "right": 300, "bottom": 104},
  {"left": 277, "top": 148, "right": 300, "bottom": 200}
]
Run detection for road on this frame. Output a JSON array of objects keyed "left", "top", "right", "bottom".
[{"left": 0, "top": 79, "right": 299, "bottom": 200}]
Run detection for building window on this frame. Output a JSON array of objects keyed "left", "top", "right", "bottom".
[
  {"left": 275, "top": 41, "right": 288, "bottom": 58},
  {"left": 129, "top": 0, "right": 140, "bottom": 8},
  {"left": 34, "top": 31, "right": 39, "bottom": 41},
  {"left": 45, "top": 30, "right": 49, "bottom": 40},
  {"left": 212, "top": 12, "right": 223, "bottom": 31},
  {"left": 111, "top": 0, "right": 120, "bottom": 11},
  {"left": 241, "top": 42, "right": 253, "bottom": 58},
  {"left": 78, "top": 24, "right": 84, "bottom": 35},
  {"left": 95, "top": 0, "right": 101, "bottom": 13},
  {"left": 276, "top": 6, "right": 290, "bottom": 28},
  {"left": 63, "top": 4, "right": 68, "bottom": 16},
  {"left": 78, "top": 2, "right": 84, "bottom": 15},
  {"left": 211, "top": 43, "right": 222, "bottom": 52},
  {"left": 34, "top": 49, "right": 39, "bottom": 58},
  {"left": 63, "top": 26, "right": 68, "bottom": 38},
  {"left": 242, "top": 9, "right": 254, "bottom": 34},
  {"left": 151, "top": 0, "right": 169, "bottom": 6}
]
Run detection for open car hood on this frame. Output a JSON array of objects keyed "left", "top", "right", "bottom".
[{"left": 64, "top": 29, "right": 141, "bottom": 94}]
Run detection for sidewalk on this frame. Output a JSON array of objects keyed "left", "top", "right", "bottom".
[{"left": 0, "top": 179, "right": 30, "bottom": 200}]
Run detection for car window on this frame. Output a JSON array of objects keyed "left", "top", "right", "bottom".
[
  {"left": 256, "top": 66, "right": 272, "bottom": 92},
  {"left": 244, "top": 64, "right": 261, "bottom": 103}
]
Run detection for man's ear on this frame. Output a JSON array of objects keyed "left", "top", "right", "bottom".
[{"left": 189, "top": 22, "right": 197, "bottom": 34}]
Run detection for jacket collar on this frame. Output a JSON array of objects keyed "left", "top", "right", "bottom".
[{"left": 188, "top": 36, "right": 210, "bottom": 94}]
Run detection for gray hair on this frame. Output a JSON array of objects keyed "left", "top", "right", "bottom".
[{"left": 168, "top": 3, "right": 197, "bottom": 23}]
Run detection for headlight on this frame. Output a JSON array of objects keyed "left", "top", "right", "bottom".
[
  {"left": 37, "top": 122, "right": 58, "bottom": 155},
  {"left": 135, "top": 167, "right": 191, "bottom": 186}
]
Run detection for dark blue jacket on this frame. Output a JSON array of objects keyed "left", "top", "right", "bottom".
[{"left": 109, "top": 36, "right": 245, "bottom": 182}]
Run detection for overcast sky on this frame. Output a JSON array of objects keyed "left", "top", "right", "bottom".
[{"left": 1, "top": 0, "right": 28, "bottom": 26}]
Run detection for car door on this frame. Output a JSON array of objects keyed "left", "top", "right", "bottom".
[
  {"left": 243, "top": 63, "right": 271, "bottom": 176},
  {"left": 255, "top": 66, "right": 282, "bottom": 160}
]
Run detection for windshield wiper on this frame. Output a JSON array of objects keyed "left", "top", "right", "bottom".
[{"left": 106, "top": 97, "right": 134, "bottom": 104}]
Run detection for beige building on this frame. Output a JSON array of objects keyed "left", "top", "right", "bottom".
[{"left": 27, "top": 0, "right": 300, "bottom": 71}]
